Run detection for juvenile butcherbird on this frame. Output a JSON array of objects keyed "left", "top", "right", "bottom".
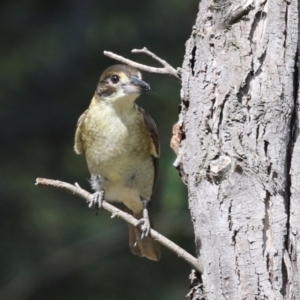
[{"left": 74, "top": 64, "right": 160, "bottom": 261}]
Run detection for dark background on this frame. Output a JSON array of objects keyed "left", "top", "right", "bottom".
[{"left": 0, "top": 1, "right": 198, "bottom": 299}]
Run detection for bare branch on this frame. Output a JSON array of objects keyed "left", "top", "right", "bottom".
[
  {"left": 103, "top": 47, "right": 180, "bottom": 79},
  {"left": 35, "top": 177, "right": 203, "bottom": 273}
]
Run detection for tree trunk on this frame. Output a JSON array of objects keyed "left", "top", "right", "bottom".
[{"left": 178, "top": 0, "right": 299, "bottom": 299}]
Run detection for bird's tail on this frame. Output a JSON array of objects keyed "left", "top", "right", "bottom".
[{"left": 127, "top": 210, "right": 161, "bottom": 261}]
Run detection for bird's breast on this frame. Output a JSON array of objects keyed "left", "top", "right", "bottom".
[{"left": 81, "top": 104, "right": 153, "bottom": 182}]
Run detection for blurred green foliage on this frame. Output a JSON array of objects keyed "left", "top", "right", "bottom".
[{"left": 0, "top": 1, "right": 198, "bottom": 299}]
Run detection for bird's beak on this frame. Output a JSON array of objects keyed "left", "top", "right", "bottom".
[
  {"left": 130, "top": 76, "right": 150, "bottom": 91},
  {"left": 123, "top": 76, "right": 151, "bottom": 94}
]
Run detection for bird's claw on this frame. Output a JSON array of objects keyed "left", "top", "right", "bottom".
[
  {"left": 88, "top": 190, "right": 104, "bottom": 215},
  {"left": 136, "top": 217, "right": 151, "bottom": 239}
]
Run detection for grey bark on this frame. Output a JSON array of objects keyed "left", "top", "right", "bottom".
[{"left": 178, "top": 0, "right": 299, "bottom": 299}]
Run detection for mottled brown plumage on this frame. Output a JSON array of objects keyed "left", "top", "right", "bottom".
[{"left": 75, "top": 64, "right": 160, "bottom": 261}]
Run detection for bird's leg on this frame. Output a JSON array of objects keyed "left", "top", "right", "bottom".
[
  {"left": 136, "top": 197, "right": 151, "bottom": 239},
  {"left": 88, "top": 175, "right": 105, "bottom": 215},
  {"left": 88, "top": 190, "right": 105, "bottom": 215}
]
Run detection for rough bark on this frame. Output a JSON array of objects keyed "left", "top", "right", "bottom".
[{"left": 178, "top": 0, "right": 299, "bottom": 299}]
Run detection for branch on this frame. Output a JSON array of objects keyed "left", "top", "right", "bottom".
[
  {"left": 35, "top": 178, "right": 203, "bottom": 273},
  {"left": 103, "top": 47, "right": 181, "bottom": 79}
]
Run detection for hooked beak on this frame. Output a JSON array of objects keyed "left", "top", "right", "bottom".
[{"left": 123, "top": 76, "right": 151, "bottom": 94}]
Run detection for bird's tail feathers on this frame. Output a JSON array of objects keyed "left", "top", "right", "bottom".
[{"left": 126, "top": 210, "right": 161, "bottom": 261}]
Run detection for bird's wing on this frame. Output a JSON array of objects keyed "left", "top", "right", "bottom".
[
  {"left": 139, "top": 107, "right": 160, "bottom": 184},
  {"left": 74, "top": 109, "right": 88, "bottom": 154}
]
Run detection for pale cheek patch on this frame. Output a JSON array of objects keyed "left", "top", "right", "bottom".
[{"left": 105, "top": 88, "right": 126, "bottom": 101}]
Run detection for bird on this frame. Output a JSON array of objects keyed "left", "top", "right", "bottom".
[{"left": 74, "top": 64, "right": 161, "bottom": 261}]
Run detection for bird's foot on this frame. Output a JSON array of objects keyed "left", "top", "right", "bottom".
[
  {"left": 136, "top": 197, "right": 151, "bottom": 239},
  {"left": 88, "top": 190, "right": 104, "bottom": 215},
  {"left": 136, "top": 217, "right": 151, "bottom": 239}
]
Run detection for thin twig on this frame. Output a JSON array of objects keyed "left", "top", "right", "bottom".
[
  {"left": 103, "top": 47, "right": 180, "bottom": 79},
  {"left": 35, "top": 177, "right": 203, "bottom": 273}
]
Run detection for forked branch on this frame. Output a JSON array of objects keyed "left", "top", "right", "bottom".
[
  {"left": 35, "top": 177, "right": 203, "bottom": 273},
  {"left": 104, "top": 47, "right": 180, "bottom": 79}
]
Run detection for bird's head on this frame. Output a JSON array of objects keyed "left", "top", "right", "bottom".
[{"left": 95, "top": 64, "right": 150, "bottom": 105}]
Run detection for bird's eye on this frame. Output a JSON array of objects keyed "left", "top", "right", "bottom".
[{"left": 110, "top": 74, "right": 119, "bottom": 84}]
